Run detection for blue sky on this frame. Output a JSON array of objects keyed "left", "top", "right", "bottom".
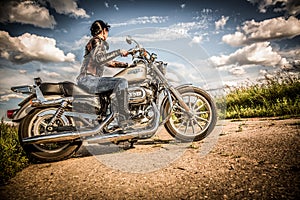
[{"left": 0, "top": 0, "right": 299, "bottom": 117}]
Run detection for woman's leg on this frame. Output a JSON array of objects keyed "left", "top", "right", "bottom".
[
  {"left": 97, "top": 77, "right": 130, "bottom": 120},
  {"left": 78, "top": 76, "right": 130, "bottom": 127}
]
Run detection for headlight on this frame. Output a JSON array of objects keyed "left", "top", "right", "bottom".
[{"left": 157, "top": 62, "right": 167, "bottom": 75}]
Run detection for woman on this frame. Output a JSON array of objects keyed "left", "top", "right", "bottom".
[{"left": 77, "top": 20, "right": 130, "bottom": 125}]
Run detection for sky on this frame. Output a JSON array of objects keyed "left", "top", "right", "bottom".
[{"left": 0, "top": 0, "right": 299, "bottom": 118}]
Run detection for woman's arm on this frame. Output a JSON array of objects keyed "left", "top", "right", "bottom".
[{"left": 92, "top": 46, "right": 122, "bottom": 65}]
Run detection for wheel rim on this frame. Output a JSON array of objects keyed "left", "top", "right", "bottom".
[
  {"left": 28, "top": 109, "right": 71, "bottom": 153},
  {"left": 169, "top": 92, "right": 213, "bottom": 138}
]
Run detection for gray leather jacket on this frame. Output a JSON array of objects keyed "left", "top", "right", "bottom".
[{"left": 77, "top": 37, "right": 122, "bottom": 79}]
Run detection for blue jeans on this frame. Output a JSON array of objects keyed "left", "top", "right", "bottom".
[{"left": 77, "top": 75, "right": 129, "bottom": 118}]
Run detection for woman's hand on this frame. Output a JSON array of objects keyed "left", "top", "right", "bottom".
[{"left": 120, "top": 49, "right": 129, "bottom": 57}]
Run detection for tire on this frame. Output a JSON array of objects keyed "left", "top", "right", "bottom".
[
  {"left": 19, "top": 108, "right": 81, "bottom": 163},
  {"left": 163, "top": 86, "right": 217, "bottom": 142}
]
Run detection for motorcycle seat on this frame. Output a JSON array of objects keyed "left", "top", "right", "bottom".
[{"left": 40, "top": 82, "right": 94, "bottom": 97}]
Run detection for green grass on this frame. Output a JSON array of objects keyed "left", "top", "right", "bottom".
[
  {"left": 0, "top": 120, "right": 29, "bottom": 185},
  {"left": 217, "top": 72, "right": 300, "bottom": 119}
]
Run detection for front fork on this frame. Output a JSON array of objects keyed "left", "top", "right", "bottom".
[
  {"left": 152, "top": 64, "right": 193, "bottom": 117},
  {"left": 169, "top": 87, "right": 193, "bottom": 115}
]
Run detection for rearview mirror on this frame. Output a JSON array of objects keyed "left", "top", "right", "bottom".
[{"left": 126, "top": 36, "right": 132, "bottom": 44}]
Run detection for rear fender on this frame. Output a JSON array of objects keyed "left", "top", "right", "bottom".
[
  {"left": 13, "top": 99, "right": 34, "bottom": 122},
  {"left": 12, "top": 95, "right": 62, "bottom": 122}
]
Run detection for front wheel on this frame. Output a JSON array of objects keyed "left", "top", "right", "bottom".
[
  {"left": 19, "top": 108, "right": 81, "bottom": 162},
  {"left": 163, "top": 86, "right": 217, "bottom": 142}
]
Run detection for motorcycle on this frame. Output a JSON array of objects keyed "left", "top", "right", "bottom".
[{"left": 7, "top": 37, "right": 217, "bottom": 162}]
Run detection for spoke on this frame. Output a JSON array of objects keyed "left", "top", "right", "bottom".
[
  {"left": 190, "top": 119, "right": 195, "bottom": 134},
  {"left": 174, "top": 104, "right": 187, "bottom": 113},
  {"left": 183, "top": 121, "right": 188, "bottom": 134},
  {"left": 192, "top": 98, "right": 199, "bottom": 110},
  {"left": 177, "top": 119, "right": 186, "bottom": 130},
  {"left": 195, "top": 111, "right": 209, "bottom": 115},
  {"left": 195, "top": 115, "right": 209, "bottom": 122},
  {"left": 173, "top": 110, "right": 184, "bottom": 115},
  {"left": 174, "top": 116, "right": 185, "bottom": 126},
  {"left": 188, "top": 96, "right": 192, "bottom": 109},
  {"left": 193, "top": 118, "right": 204, "bottom": 130},
  {"left": 194, "top": 102, "right": 205, "bottom": 112},
  {"left": 40, "top": 121, "right": 48, "bottom": 128},
  {"left": 177, "top": 116, "right": 185, "bottom": 121}
]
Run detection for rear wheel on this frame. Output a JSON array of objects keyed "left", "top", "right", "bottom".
[
  {"left": 19, "top": 108, "right": 81, "bottom": 162},
  {"left": 163, "top": 86, "right": 217, "bottom": 142}
]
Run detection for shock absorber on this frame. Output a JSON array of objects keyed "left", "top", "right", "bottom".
[{"left": 46, "top": 101, "right": 69, "bottom": 132}]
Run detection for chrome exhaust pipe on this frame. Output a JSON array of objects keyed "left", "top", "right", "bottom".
[
  {"left": 86, "top": 103, "right": 160, "bottom": 144},
  {"left": 22, "top": 112, "right": 114, "bottom": 144},
  {"left": 22, "top": 103, "right": 159, "bottom": 145}
]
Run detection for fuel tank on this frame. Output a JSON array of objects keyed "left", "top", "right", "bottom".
[{"left": 114, "top": 63, "right": 147, "bottom": 84}]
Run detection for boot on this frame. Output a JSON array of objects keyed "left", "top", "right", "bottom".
[{"left": 116, "top": 89, "right": 133, "bottom": 130}]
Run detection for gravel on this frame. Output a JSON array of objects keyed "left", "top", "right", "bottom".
[{"left": 1, "top": 118, "right": 299, "bottom": 199}]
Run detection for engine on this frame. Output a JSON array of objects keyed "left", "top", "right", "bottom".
[{"left": 128, "top": 86, "right": 153, "bottom": 104}]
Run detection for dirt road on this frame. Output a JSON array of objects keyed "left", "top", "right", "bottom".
[{"left": 1, "top": 118, "right": 299, "bottom": 199}]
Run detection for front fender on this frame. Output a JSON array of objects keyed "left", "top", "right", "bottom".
[{"left": 174, "top": 84, "right": 193, "bottom": 91}]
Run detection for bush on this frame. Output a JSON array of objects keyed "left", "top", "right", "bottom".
[
  {"left": 0, "top": 120, "right": 29, "bottom": 185},
  {"left": 217, "top": 72, "right": 300, "bottom": 119}
]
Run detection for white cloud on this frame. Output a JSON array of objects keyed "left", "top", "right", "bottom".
[
  {"left": 166, "top": 62, "right": 205, "bottom": 85},
  {"left": 215, "top": 16, "right": 229, "bottom": 30},
  {"left": 110, "top": 14, "right": 211, "bottom": 43},
  {"left": 259, "top": 69, "right": 268, "bottom": 75},
  {"left": 110, "top": 27, "right": 189, "bottom": 44},
  {"left": 190, "top": 35, "right": 203, "bottom": 45},
  {"left": 111, "top": 16, "right": 169, "bottom": 27},
  {"left": 222, "top": 16, "right": 300, "bottom": 46},
  {"left": 0, "top": 31, "right": 75, "bottom": 64},
  {"left": 173, "top": 22, "right": 202, "bottom": 36},
  {"left": 45, "top": 0, "right": 89, "bottom": 18},
  {"left": 201, "top": 8, "right": 213, "bottom": 14},
  {"left": 0, "top": 0, "right": 89, "bottom": 28},
  {"left": 210, "top": 42, "right": 287, "bottom": 67},
  {"left": 278, "top": 47, "right": 300, "bottom": 70},
  {"left": 229, "top": 67, "right": 246, "bottom": 75},
  {"left": 0, "top": 0, "right": 56, "bottom": 29},
  {"left": 43, "top": 71, "right": 61, "bottom": 78},
  {"left": 19, "top": 70, "right": 27, "bottom": 74},
  {"left": 73, "top": 35, "right": 90, "bottom": 50},
  {"left": 114, "top": 4, "right": 119, "bottom": 11},
  {"left": 247, "top": 0, "right": 300, "bottom": 16},
  {"left": 279, "top": 47, "right": 300, "bottom": 59},
  {"left": 0, "top": 94, "right": 25, "bottom": 102}
]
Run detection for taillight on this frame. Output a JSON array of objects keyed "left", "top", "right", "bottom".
[{"left": 7, "top": 109, "right": 18, "bottom": 119}]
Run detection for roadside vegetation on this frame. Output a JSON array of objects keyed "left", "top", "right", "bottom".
[
  {"left": 0, "top": 120, "right": 29, "bottom": 185},
  {"left": 217, "top": 72, "right": 300, "bottom": 119}
]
